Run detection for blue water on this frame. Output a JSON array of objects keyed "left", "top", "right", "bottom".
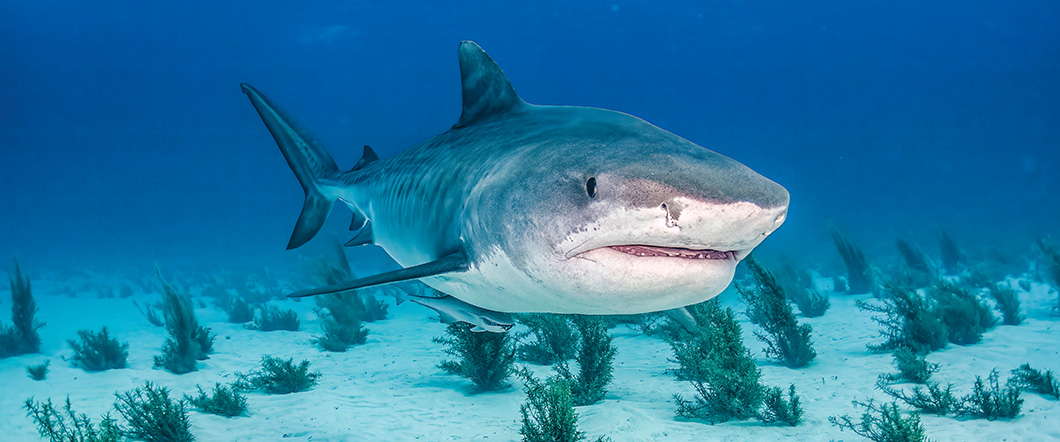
[{"left": 1, "top": 1, "right": 1057, "bottom": 272}]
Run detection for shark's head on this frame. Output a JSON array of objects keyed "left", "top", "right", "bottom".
[{"left": 460, "top": 106, "right": 788, "bottom": 314}]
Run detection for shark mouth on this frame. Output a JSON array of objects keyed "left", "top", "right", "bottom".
[{"left": 608, "top": 245, "right": 736, "bottom": 260}]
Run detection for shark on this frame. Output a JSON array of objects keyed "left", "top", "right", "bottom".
[{"left": 241, "top": 41, "right": 789, "bottom": 321}]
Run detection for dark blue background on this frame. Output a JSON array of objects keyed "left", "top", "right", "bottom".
[{"left": 2, "top": 1, "right": 1057, "bottom": 273}]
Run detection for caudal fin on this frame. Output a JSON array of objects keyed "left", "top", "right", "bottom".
[{"left": 241, "top": 83, "right": 338, "bottom": 249}]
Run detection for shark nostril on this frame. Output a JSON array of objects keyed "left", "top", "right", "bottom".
[{"left": 661, "top": 203, "right": 680, "bottom": 228}]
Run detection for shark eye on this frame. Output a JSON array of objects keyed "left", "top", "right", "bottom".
[{"left": 586, "top": 177, "right": 597, "bottom": 198}]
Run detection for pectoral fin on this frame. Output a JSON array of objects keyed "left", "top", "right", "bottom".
[
  {"left": 287, "top": 250, "right": 469, "bottom": 298},
  {"left": 666, "top": 307, "right": 698, "bottom": 333}
]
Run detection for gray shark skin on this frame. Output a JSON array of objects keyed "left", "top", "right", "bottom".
[{"left": 242, "top": 41, "right": 789, "bottom": 316}]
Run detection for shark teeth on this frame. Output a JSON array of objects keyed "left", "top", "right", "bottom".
[{"left": 608, "top": 245, "right": 735, "bottom": 260}]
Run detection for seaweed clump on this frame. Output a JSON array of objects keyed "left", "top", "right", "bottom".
[
  {"left": 24, "top": 397, "right": 122, "bottom": 442},
  {"left": 830, "top": 226, "right": 874, "bottom": 294},
  {"left": 217, "top": 293, "right": 255, "bottom": 324},
  {"left": 669, "top": 300, "right": 764, "bottom": 423},
  {"left": 315, "top": 293, "right": 368, "bottom": 352},
  {"left": 857, "top": 285, "right": 947, "bottom": 354},
  {"left": 554, "top": 315, "right": 616, "bottom": 406},
  {"left": 236, "top": 355, "right": 321, "bottom": 394},
  {"left": 1, "top": 260, "right": 44, "bottom": 358},
  {"left": 153, "top": 276, "right": 214, "bottom": 374},
  {"left": 757, "top": 384, "right": 804, "bottom": 426},
  {"left": 113, "top": 381, "right": 194, "bottom": 442},
  {"left": 929, "top": 283, "right": 995, "bottom": 346},
  {"left": 517, "top": 371, "right": 609, "bottom": 442},
  {"left": 1010, "top": 364, "right": 1060, "bottom": 399},
  {"left": 876, "top": 380, "right": 958, "bottom": 416},
  {"left": 434, "top": 322, "right": 516, "bottom": 392},
  {"left": 737, "top": 257, "right": 816, "bottom": 368},
  {"left": 777, "top": 260, "right": 830, "bottom": 318},
  {"left": 957, "top": 370, "right": 1022, "bottom": 420},
  {"left": 896, "top": 238, "right": 934, "bottom": 276},
  {"left": 1037, "top": 238, "right": 1060, "bottom": 310},
  {"left": 938, "top": 231, "right": 963, "bottom": 275},
  {"left": 879, "top": 347, "right": 940, "bottom": 385},
  {"left": 69, "top": 327, "right": 129, "bottom": 371},
  {"left": 667, "top": 300, "right": 806, "bottom": 426},
  {"left": 516, "top": 314, "right": 578, "bottom": 365},
  {"left": 27, "top": 360, "right": 50, "bottom": 380},
  {"left": 829, "top": 400, "right": 933, "bottom": 442},
  {"left": 987, "top": 283, "right": 1023, "bottom": 326},
  {"left": 878, "top": 369, "right": 1023, "bottom": 420},
  {"left": 249, "top": 304, "right": 300, "bottom": 332},
  {"left": 186, "top": 383, "right": 248, "bottom": 417}
]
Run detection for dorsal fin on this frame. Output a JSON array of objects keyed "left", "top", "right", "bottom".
[
  {"left": 453, "top": 41, "right": 526, "bottom": 129},
  {"left": 350, "top": 145, "right": 379, "bottom": 171}
]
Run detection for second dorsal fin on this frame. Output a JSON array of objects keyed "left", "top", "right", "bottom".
[
  {"left": 351, "top": 145, "right": 379, "bottom": 171},
  {"left": 453, "top": 41, "right": 526, "bottom": 129}
]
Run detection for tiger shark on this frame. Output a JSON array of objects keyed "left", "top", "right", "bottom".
[{"left": 241, "top": 41, "right": 788, "bottom": 319}]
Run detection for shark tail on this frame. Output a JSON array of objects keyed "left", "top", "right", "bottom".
[{"left": 241, "top": 83, "right": 342, "bottom": 249}]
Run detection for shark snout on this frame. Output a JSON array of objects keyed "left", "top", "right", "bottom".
[{"left": 659, "top": 196, "right": 787, "bottom": 254}]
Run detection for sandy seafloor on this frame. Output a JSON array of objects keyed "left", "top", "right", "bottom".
[{"left": 2, "top": 274, "right": 1059, "bottom": 442}]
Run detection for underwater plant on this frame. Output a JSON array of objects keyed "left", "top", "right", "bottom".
[
  {"left": 133, "top": 300, "right": 165, "bottom": 327},
  {"left": 312, "top": 238, "right": 354, "bottom": 284},
  {"left": 670, "top": 299, "right": 764, "bottom": 423},
  {"left": 235, "top": 282, "right": 282, "bottom": 306},
  {"left": 315, "top": 293, "right": 368, "bottom": 352},
  {"left": 1037, "top": 238, "right": 1060, "bottom": 310},
  {"left": 880, "top": 368, "right": 1025, "bottom": 421},
  {"left": 938, "top": 231, "right": 963, "bottom": 274},
  {"left": 114, "top": 381, "right": 194, "bottom": 442},
  {"left": 554, "top": 315, "right": 616, "bottom": 406},
  {"left": 928, "top": 283, "right": 995, "bottom": 346},
  {"left": 218, "top": 293, "right": 255, "bottom": 324},
  {"left": 434, "top": 322, "right": 516, "bottom": 392},
  {"left": 25, "top": 397, "right": 122, "bottom": 442},
  {"left": 829, "top": 400, "right": 933, "bottom": 442},
  {"left": 1, "top": 260, "right": 44, "bottom": 358},
  {"left": 896, "top": 238, "right": 934, "bottom": 276},
  {"left": 360, "top": 293, "right": 389, "bottom": 322},
  {"left": 858, "top": 284, "right": 947, "bottom": 354},
  {"left": 987, "top": 283, "right": 1023, "bottom": 326},
  {"left": 830, "top": 225, "right": 875, "bottom": 294},
  {"left": 776, "top": 258, "right": 831, "bottom": 318},
  {"left": 1009, "top": 364, "right": 1060, "bottom": 399},
  {"left": 186, "top": 383, "right": 248, "bottom": 417},
  {"left": 516, "top": 314, "right": 578, "bottom": 365},
  {"left": 27, "top": 360, "right": 49, "bottom": 381},
  {"left": 756, "top": 384, "right": 803, "bottom": 426},
  {"left": 956, "top": 369, "right": 1022, "bottom": 420},
  {"left": 737, "top": 257, "right": 816, "bottom": 368},
  {"left": 250, "top": 304, "right": 300, "bottom": 332},
  {"left": 69, "top": 327, "right": 129, "bottom": 371},
  {"left": 879, "top": 347, "right": 940, "bottom": 385},
  {"left": 517, "top": 370, "right": 609, "bottom": 442},
  {"left": 236, "top": 355, "right": 321, "bottom": 394},
  {"left": 153, "top": 276, "right": 214, "bottom": 374},
  {"left": 876, "top": 379, "right": 957, "bottom": 416}
]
